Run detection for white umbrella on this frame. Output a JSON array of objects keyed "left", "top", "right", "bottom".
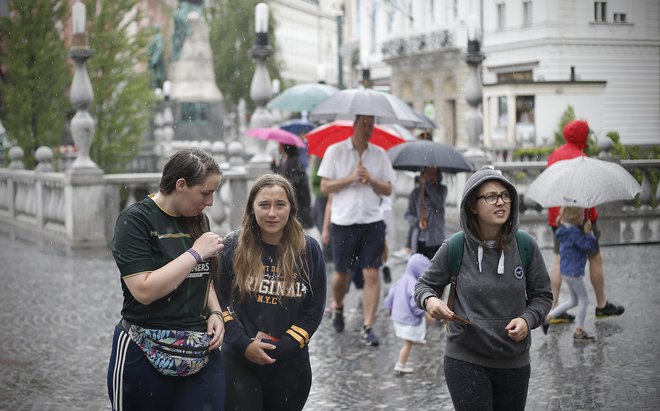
[
  {"left": 309, "top": 88, "right": 424, "bottom": 127},
  {"left": 526, "top": 156, "right": 642, "bottom": 208}
]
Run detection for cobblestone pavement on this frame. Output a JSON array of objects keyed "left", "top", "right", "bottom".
[{"left": 0, "top": 232, "right": 658, "bottom": 410}]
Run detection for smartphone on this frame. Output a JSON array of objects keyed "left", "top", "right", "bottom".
[{"left": 452, "top": 314, "right": 471, "bottom": 325}]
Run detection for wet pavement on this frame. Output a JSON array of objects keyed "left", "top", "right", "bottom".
[{"left": 0, "top": 232, "right": 658, "bottom": 410}]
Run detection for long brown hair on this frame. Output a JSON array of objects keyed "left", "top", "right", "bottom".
[
  {"left": 160, "top": 147, "right": 222, "bottom": 271},
  {"left": 232, "top": 174, "right": 307, "bottom": 301}
]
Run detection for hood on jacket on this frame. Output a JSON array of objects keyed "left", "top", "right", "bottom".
[
  {"left": 405, "top": 253, "right": 431, "bottom": 280},
  {"left": 460, "top": 166, "right": 519, "bottom": 245},
  {"left": 562, "top": 120, "right": 589, "bottom": 150}
]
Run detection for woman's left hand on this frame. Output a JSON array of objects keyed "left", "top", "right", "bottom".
[
  {"left": 207, "top": 314, "right": 225, "bottom": 350},
  {"left": 505, "top": 317, "right": 528, "bottom": 342}
]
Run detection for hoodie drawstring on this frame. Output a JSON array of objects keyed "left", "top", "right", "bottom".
[
  {"left": 477, "top": 244, "right": 505, "bottom": 274},
  {"left": 477, "top": 245, "right": 483, "bottom": 273}
]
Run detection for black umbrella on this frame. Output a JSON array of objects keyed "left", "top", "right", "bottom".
[{"left": 387, "top": 140, "right": 474, "bottom": 173}]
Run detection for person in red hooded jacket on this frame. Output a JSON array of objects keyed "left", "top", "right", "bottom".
[{"left": 546, "top": 120, "right": 624, "bottom": 323}]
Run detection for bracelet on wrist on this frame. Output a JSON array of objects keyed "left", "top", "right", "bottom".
[
  {"left": 186, "top": 248, "right": 202, "bottom": 264},
  {"left": 210, "top": 310, "right": 224, "bottom": 323}
]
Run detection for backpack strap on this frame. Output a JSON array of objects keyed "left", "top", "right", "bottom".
[
  {"left": 515, "top": 230, "right": 533, "bottom": 271},
  {"left": 445, "top": 230, "right": 532, "bottom": 311},
  {"left": 446, "top": 231, "right": 465, "bottom": 311}
]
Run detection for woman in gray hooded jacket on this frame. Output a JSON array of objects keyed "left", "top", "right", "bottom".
[{"left": 414, "top": 166, "right": 552, "bottom": 411}]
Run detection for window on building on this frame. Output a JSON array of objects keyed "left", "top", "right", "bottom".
[
  {"left": 515, "top": 96, "right": 535, "bottom": 145},
  {"left": 498, "top": 96, "right": 508, "bottom": 128},
  {"left": 594, "top": 2, "right": 607, "bottom": 22},
  {"left": 180, "top": 102, "right": 209, "bottom": 124},
  {"left": 522, "top": 1, "right": 532, "bottom": 27},
  {"left": 497, "top": 70, "right": 533, "bottom": 83},
  {"left": 613, "top": 12, "right": 626, "bottom": 23},
  {"left": 497, "top": 3, "right": 506, "bottom": 30}
]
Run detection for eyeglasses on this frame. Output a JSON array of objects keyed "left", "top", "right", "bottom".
[{"left": 477, "top": 192, "right": 512, "bottom": 205}]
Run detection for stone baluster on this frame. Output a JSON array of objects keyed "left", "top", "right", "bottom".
[
  {"left": 35, "top": 146, "right": 54, "bottom": 172},
  {"left": 8, "top": 146, "right": 25, "bottom": 170},
  {"left": 228, "top": 141, "right": 245, "bottom": 167}
]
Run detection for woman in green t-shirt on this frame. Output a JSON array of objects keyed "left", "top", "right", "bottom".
[{"left": 108, "top": 147, "right": 226, "bottom": 410}]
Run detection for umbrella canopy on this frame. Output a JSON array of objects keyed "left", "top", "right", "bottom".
[
  {"left": 306, "top": 120, "right": 408, "bottom": 158},
  {"left": 278, "top": 119, "right": 315, "bottom": 135},
  {"left": 525, "top": 156, "right": 642, "bottom": 208},
  {"left": 246, "top": 128, "right": 305, "bottom": 148},
  {"left": 415, "top": 112, "right": 437, "bottom": 130},
  {"left": 386, "top": 140, "right": 474, "bottom": 173},
  {"left": 309, "top": 88, "right": 423, "bottom": 127},
  {"left": 267, "top": 83, "right": 339, "bottom": 112}
]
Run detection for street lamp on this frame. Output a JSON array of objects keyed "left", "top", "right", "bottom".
[
  {"left": 464, "top": 14, "right": 485, "bottom": 158},
  {"left": 69, "top": 1, "right": 99, "bottom": 170},
  {"left": 247, "top": 2, "right": 274, "bottom": 165}
]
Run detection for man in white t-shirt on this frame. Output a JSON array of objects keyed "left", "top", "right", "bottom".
[{"left": 317, "top": 114, "right": 396, "bottom": 346}]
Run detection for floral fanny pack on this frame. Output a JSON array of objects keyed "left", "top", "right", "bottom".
[{"left": 125, "top": 321, "right": 211, "bottom": 377}]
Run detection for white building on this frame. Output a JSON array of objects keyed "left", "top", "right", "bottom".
[
  {"left": 316, "top": 0, "right": 659, "bottom": 152},
  {"left": 270, "top": 0, "right": 342, "bottom": 86},
  {"left": 481, "top": 0, "right": 660, "bottom": 155}
]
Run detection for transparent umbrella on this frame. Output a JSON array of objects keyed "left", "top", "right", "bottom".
[
  {"left": 525, "top": 156, "right": 642, "bottom": 208},
  {"left": 267, "top": 83, "right": 339, "bottom": 112},
  {"left": 309, "top": 88, "right": 424, "bottom": 127}
]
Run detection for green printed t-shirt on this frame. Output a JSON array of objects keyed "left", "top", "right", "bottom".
[{"left": 111, "top": 197, "right": 211, "bottom": 331}]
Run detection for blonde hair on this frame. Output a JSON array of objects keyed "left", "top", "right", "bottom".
[
  {"left": 231, "top": 174, "right": 307, "bottom": 301},
  {"left": 560, "top": 206, "right": 584, "bottom": 226}
]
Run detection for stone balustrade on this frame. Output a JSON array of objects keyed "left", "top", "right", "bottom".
[
  {"left": 0, "top": 146, "right": 253, "bottom": 249},
  {"left": 1, "top": 145, "right": 659, "bottom": 250}
]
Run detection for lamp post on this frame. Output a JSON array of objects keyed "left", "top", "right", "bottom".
[
  {"left": 463, "top": 14, "right": 486, "bottom": 158},
  {"left": 69, "top": 1, "right": 99, "bottom": 170},
  {"left": 247, "top": 2, "right": 274, "bottom": 166},
  {"left": 65, "top": 1, "right": 106, "bottom": 249},
  {"left": 160, "top": 80, "right": 174, "bottom": 167}
]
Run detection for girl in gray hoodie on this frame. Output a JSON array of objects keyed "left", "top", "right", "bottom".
[{"left": 414, "top": 166, "right": 552, "bottom": 411}]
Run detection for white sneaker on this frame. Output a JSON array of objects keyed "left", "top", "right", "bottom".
[
  {"left": 392, "top": 248, "right": 411, "bottom": 261},
  {"left": 394, "top": 362, "right": 413, "bottom": 374}
]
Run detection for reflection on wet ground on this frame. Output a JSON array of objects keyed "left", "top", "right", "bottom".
[{"left": 0, "top": 234, "right": 658, "bottom": 410}]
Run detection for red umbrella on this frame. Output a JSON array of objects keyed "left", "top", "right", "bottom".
[
  {"left": 246, "top": 128, "right": 305, "bottom": 147},
  {"left": 306, "top": 120, "right": 408, "bottom": 157}
]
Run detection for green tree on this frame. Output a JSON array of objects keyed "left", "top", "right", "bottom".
[
  {"left": 207, "top": 0, "right": 284, "bottom": 111},
  {"left": 0, "top": 0, "right": 70, "bottom": 168},
  {"left": 83, "top": 0, "right": 155, "bottom": 173},
  {"left": 553, "top": 105, "right": 576, "bottom": 146}
]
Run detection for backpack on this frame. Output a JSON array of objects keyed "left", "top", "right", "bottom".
[{"left": 446, "top": 230, "right": 533, "bottom": 311}]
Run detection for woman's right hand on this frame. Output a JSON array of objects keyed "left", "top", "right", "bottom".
[
  {"left": 192, "top": 232, "right": 225, "bottom": 260},
  {"left": 244, "top": 340, "right": 276, "bottom": 365},
  {"left": 425, "top": 297, "right": 454, "bottom": 321}
]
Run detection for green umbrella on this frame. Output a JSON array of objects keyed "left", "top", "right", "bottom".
[{"left": 267, "top": 83, "right": 339, "bottom": 112}]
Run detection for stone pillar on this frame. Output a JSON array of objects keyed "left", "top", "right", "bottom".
[
  {"left": 65, "top": 2, "right": 106, "bottom": 249},
  {"left": 463, "top": 15, "right": 487, "bottom": 165},
  {"left": 247, "top": 3, "right": 274, "bottom": 174}
]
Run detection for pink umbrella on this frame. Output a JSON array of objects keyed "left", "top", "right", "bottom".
[{"left": 246, "top": 127, "right": 305, "bottom": 147}]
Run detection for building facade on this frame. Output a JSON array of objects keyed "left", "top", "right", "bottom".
[
  {"left": 482, "top": 0, "right": 660, "bottom": 154},
  {"left": 271, "top": 0, "right": 341, "bottom": 86},
  {"left": 334, "top": 0, "right": 658, "bottom": 153}
]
